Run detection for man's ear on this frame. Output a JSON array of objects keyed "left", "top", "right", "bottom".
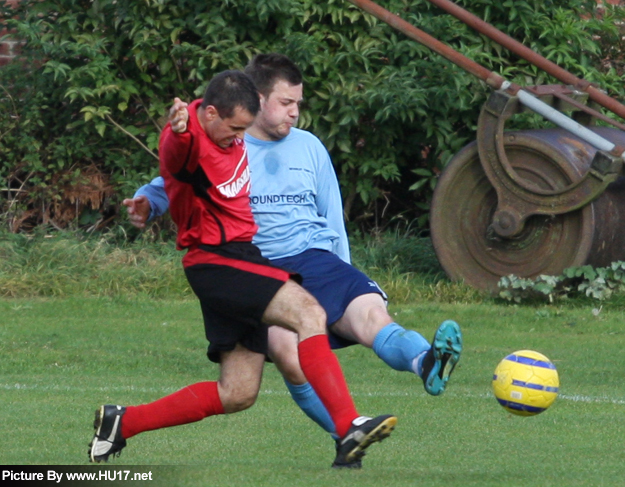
[{"left": 203, "top": 105, "right": 219, "bottom": 121}]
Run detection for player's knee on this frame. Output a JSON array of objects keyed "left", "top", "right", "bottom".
[
  {"left": 218, "top": 380, "right": 259, "bottom": 413},
  {"left": 264, "top": 280, "right": 327, "bottom": 335},
  {"left": 229, "top": 395, "right": 257, "bottom": 413},
  {"left": 271, "top": 353, "right": 307, "bottom": 384},
  {"left": 298, "top": 301, "right": 327, "bottom": 335},
  {"left": 291, "top": 282, "right": 327, "bottom": 327},
  {"left": 221, "top": 389, "right": 258, "bottom": 413},
  {"left": 367, "top": 304, "right": 392, "bottom": 328}
]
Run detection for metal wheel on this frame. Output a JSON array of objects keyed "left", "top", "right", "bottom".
[{"left": 430, "top": 132, "right": 596, "bottom": 292}]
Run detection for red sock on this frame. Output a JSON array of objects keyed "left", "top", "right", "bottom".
[
  {"left": 121, "top": 381, "right": 224, "bottom": 439},
  {"left": 298, "top": 334, "right": 358, "bottom": 438}
]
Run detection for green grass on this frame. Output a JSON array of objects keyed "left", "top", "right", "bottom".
[
  {"left": 0, "top": 230, "right": 189, "bottom": 298},
  {"left": 2, "top": 296, "right": 625, "bottom": 486},
  {"left": 0, "top": 229, "right": 484, "bottom": 306}
]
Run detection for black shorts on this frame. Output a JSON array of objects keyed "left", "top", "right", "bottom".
[{"left": 183, "top": 242, "right": 298, "bottom": 363}]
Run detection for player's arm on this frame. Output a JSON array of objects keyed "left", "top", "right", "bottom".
[
  {"left": 122, "top": 194, "right": 151, "bottom": 229},
  {"left": 126, "top": 98, "right": 185, "bottom": 228},
  {"left": 122, "top": 177, "right": 170, "bottom": 228},
  {"left": 159, "top": 97, "right": 194, "bottom": 176},
  {"left": 315, "top": 148, "right": 351, "bottom": 264}
]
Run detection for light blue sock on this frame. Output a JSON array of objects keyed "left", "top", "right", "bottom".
[
  {"left": 284, "top": 379, "right": 336, "bottom": 436},
  {"left": 372, "top": 323, "right": 430, "bottom": 373}
]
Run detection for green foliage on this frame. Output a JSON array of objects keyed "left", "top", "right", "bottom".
[
  {"left": 350, "top": 228, "right": 443, "bottom": 276},
  {"left": 498, "top": 261, "right": 625, "bottom": 303},
  {"left": 349, "top": 229, "right": 484, "bottom": 303},
  {"left": 0, "top": 228, "right": 189, "bottom": 298},
  {"left": 1, "top": 0, "right": 624, "bottom": 231}
]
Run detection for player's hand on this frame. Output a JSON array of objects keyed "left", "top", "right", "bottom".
[
  {"left": 122, "top": 195, "right": 151, "bottom": 229},
  {"left": 168, "top": 97, "right": 189, "bottom": 134}
]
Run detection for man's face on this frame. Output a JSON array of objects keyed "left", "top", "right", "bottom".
[
  {"left": 255, "top": 80, "right": 303, "bottom": 141},
  {"left": 202, "top": 105, "right": 256, "bottom": 148}
]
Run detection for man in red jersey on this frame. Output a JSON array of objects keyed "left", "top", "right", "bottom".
[{"left": 89, "top": 70, "right": 396, "bottom": 467}]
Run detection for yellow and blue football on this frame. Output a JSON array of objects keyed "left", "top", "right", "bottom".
[{"left": 492, "top": 350, "right": 559, "bottom": 416}]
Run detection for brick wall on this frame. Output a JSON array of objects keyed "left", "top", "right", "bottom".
[{"left": 0, "top": 0, "right": 20, "bottom": 66}]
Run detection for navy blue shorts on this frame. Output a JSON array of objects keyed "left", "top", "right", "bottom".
[{"left": 272, "top": 249, "right": 386, "bottom": 349}]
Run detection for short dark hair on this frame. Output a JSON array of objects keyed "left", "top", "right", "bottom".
[
  {"left": 201, "top": 70, "right": 260, "bottom": 119},
  {"left": 244, "top": 53, "right": 302, "bottom": 97}
]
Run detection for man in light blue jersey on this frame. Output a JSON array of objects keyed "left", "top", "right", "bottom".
[{"left": 124, "top": 54, "right": 462, "bottom": 468}]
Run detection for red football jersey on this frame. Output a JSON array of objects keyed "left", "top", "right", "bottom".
[{"left": 159, "top": 100, "right": 258, "bottom": 253}]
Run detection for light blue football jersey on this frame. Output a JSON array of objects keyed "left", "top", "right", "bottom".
[
  {"left": 136, "top": 128, "right": 350, "bottom": 263},
  {"left": 245, "top": 129, "right": 349, "bottom": 263}
]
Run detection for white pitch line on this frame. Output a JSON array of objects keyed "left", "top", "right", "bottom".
[
  {"left": 2, "top": 382, "right": 625, "bottom": 406},
  {"left": 558, "top": 394, "right": 625, "bottom": 405}
]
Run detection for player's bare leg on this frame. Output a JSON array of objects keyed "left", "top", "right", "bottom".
[
  {"left": 268, "top": 326, "right": 306, "bottom": 385},
  {"left": 89, "top": 345, "right": 265, "bottom": 463},
  {"left": 263, "top": 280, "right": 396, "bottom": 466},
  {"left": 263, "top": 279, "right": 327, "bottom": 339},
  {"left": 217, "top": 345, "right": 266, "bottom": 413},
  {"left": 333, "top": 293, "right": 462, "bottom": 396},
  {"left": 331, "top": 293, "right": 392, "bottom": 346}
]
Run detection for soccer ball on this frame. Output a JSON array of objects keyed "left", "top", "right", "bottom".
[{"left": 492, "top": 350, "right": 559, "bottom": 416}]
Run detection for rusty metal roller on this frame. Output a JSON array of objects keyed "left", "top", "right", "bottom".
[
  {"left": 430, "top": 127, "right": 625, "bottom": 292},
  {"left": 346, "top": 0, "right": 625, "bottom": 292}
]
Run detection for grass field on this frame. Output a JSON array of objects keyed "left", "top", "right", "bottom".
[{"left": 2, "top": 296, "right": 625, "bottom": 486}]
